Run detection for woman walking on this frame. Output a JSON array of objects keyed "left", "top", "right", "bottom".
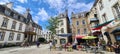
[{"left": 49, "top": 41, "right": 53, "bottom": 51}]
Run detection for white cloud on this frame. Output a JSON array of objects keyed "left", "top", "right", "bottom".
[
  {"left": 45, "top": 0, "right": 94, "bottom": 14},
  {"left": 0, "top": 0, "right": 10, "bottom": 4},
  {"left": 14, "top": 5, "right": 26, "bottom": 14},
  {"left": 32, "top": 0, "right": 39, "bottom": 1},
  {"left": 33, "top": 8, "right": 49, "bottom": 23},
  {"left": 68, "top": 2, "right": 94, "bottom": 12},
  {"left": 38, "top": 8, "right": 49, "bottom": 21},
  {"left": 17, "top": 0, "right": 27, "bottom": 3},
  {"left": 45, "top": 0, "right": 65, "bottom": 13},
  {"left": 33, "top": 16, "right": 39, "bottom": 23}
]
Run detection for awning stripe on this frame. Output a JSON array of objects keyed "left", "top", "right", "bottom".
[{"left": 92, "top": 19, "right": 114, "bottom": 30}]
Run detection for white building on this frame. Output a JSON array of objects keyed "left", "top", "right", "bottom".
[
  {"left": 0, "top": 2, "right": 42, "bottom": 46},
  {"left": 40, "top": 30, "right": 52, "bottom": 42},
  {"left": 0, "top": 2, "right": 26, "bottom": 46},
  {"left": 93, "top": 0, "right": 120, "bottom": 43},
  {"left": 55, "top": 10, "right": 71, "bottom": 45}
]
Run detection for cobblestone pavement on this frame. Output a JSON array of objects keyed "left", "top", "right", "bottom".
[{"left": 0, "top": 44, "right": 115, "bottom": 54}]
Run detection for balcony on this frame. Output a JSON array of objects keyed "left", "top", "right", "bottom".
[{"left": 90, "top": 18, "right": 99, "bottom": 23}]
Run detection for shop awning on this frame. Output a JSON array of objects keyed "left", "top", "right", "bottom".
[
  {"left": 57, "top": 33, "right": 72, "bottom": 37},
  {"left": 111, "top": 27, "right": 120, "bottom": 34},
  {"left": 92, "top": 19, "right": 114, "bottom": 30}
]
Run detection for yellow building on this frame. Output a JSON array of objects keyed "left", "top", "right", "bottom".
[{"left": 71, "top": 12, "right": 90, "bottom": 41}]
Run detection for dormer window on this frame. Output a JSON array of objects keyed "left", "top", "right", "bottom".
[
  {"left": 5, "top": 10, "right": 10, "bottom": 16},
  {"left": 99, "top": 0, "right": 104, "bottom": 10},
  {"left": 81, "top": 14, "right": 84, "bottom": 17},
  {"left": 0, "top": 5, "right": 5, "bottom": 13},
  {"left": 18, "top": 15, "right": 20, "bottom": 20},
  {"left": 20, "top": 17, "right": 24, "bottom": 22},
  {"left": 10, "top": 12, "right": 14, "bottom": 17},
  {"left": 13, "top": 14, "right": 18, "bottom": 19}
]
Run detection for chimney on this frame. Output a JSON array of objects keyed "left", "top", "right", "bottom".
[
  {"left": 71, "top": 12, "right": 74, "bottom": 17},
  {"left": 65, "top": 9, "right": 68, "bottom": 16},
  {"left": 24, "top": 8, "right": 30, "bottom": 18},
  {"left": 26, "top": 8, "right": 30, "bottom": 13},
  {"left": 6, "top": 2, "right": 13, "bottom": 9}
]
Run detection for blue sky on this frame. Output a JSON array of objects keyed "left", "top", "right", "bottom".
[{"left": 0, "top": 0, "right": 95, "bottom": 30}]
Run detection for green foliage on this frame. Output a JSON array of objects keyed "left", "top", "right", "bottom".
[
  {"left": 46, "top": 17, "right": 60, "bottom": 38},
  {"left": 38, "top": 37, "right": 46, "bottom": 43}
]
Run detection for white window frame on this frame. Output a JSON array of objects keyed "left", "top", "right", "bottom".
[
  {"left": 0, "top": 32, "right": 5, "bottom": 41},
  {"left": 1, "top": 18, "right": 9, "bottom": 27},
  {"left": 11, "top": 21, "right": 16, "bottom": 29},
  {"left": 16, "top": 34, "right": 21, "bottom": 40},
  {"left": 8, "top": 32, "right": 14, "bottom": 41}
]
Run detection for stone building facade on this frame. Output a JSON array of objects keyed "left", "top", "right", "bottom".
[
  {"left": 55, "top": 10, "right": 71, "bottom": 45},
  {"left": 71, "top": 12, "right": 90, "bottom": 41},
  {"left": 89, "top": 0, "right": 120, "bottom": 44},
  {"left": 0, "top": 2, "right": 42, "bottom": 46}
]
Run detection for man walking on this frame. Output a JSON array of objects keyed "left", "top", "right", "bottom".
[{"left": 36, "top": 41, "right": 40, "bottom": 48}]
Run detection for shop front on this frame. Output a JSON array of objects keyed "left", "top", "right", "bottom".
[{"left": 111, "top": 27, "right": 120, "bottom": 43}]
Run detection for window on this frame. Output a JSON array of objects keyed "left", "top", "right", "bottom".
[
  {"left": 23, "top": 18, "right": 26, "bottom": 23},
  {"left": 19, "top": 23, "right": 23, "bottom": 30},
  {"left": 0, "top": 5, "right": 5, "bottom": 13},
  {"left": 18, "top": 15, "right": 20, "bottom": 20},
  {"left": 81, "top": 14, "right": 84, "bottom": 17},
  {"left": 1, "top": 18, "right": 9, "bottom": 27},
  {"left": 94, "top": 14, "right": 97, "bottom": 17},
  {"left": 102, "top": 14, "right": 107, "bottom": 22},
  {"left": 60, "top": 14, "right": 64, "bottom": 17},
  {"left": 17, "top": 34, "right": 21, "bottom": 40},
  {"left": 82, "top": 20, "right": 85, "bottom": 25},
  {"left": 116, "top": 36, "right": 120, "bottom": 41},
  {"left": 0, "top": 32, "right": 5, "bottom": 41},
  {"left": 95, "top": 23, "right": 99, "bottom": 26},
  {"left": 84, "top": 29, "right": 87, "bottom": 34},
  {"left": 13, "top": 14, "right": 18, "bottom": 19},
  {"left": 11, "top": 21, "right": 16, "bottom": 29},
  {"left": 5, "top": 10, "right": 10, "bottom": 16},
  {"left": 20, "top": 17, "right": 24, "bottom": 22},
  {"left": 76, "top": 21, "right": 79, "bottom": 25},
  {"left": 8, "top": 33, "right": 14, "bottom": 41},
  {"left": 77, "top": 29, "right": 80, "bottom": 34},
  {"left": 60, "top": 20, "right": 64, "bottom": 26},
  {"left": 61, "top": 28, "right": 64, "bottom": 33},
  {"left": 10, "top": 12, "right": 14, "bottom": 17},
  {"left": 99, "top": 0, "right": 103, "bottom": 10},
  {"left": 112, "top": 3, "right": 120, "bottom": 20}
]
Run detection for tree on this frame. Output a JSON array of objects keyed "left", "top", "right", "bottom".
[
  {"left": 38, "top": 37, "right": 46, "bottom": 43},
  {"left": 46, "top": 17, "right": 60, "bottom": 40}
]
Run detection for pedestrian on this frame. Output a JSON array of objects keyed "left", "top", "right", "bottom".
[
  {"left": 107, "top": 41, "right": 112, "bottom": 51},
  {"left": 49, "top": 41, "right": 53, "bottom": 51},
  {"left": 36, "top": 41, "right": 40, "bottom": 48},
  {"left": 112, "top": 42, "right": 120, "bottom": 54}
]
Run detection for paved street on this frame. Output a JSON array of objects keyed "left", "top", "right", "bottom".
[{"left": 0, "top": 44, "right": 115, "bottom": 54}]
